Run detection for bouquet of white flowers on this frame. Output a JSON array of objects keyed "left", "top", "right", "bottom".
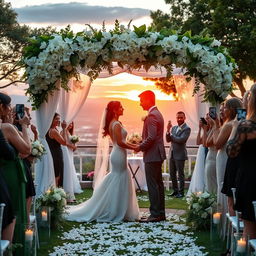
[
  {"left": 70, "top": 135, "right": 79, "bottom": 144},
  {"left": 36, "top": 187, "right": 67, "bottom": 227},
  {"left": 186, "top": 191, "right": 216, "bottom": 230},
  {"left": 31, "top": 140, "right": 47, "bottom": 159},
  {"left": 126, "top": 132, "right": 142, "bottom": 144}
]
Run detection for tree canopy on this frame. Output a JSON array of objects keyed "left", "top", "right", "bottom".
[
  {"left": 0, "top": 0, "right": 30, "bottom": 88},
  {"left": 0, "top": 0, "right": 56, "bottom": 88},
  {"left": 150, "top": 0, "right": 256, "bottom": 96}
]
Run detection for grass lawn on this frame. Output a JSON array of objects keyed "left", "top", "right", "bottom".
[{"left": 37, "top": 189, "right": 225, "bottom": 256}]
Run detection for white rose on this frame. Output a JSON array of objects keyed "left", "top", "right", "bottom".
[
  {"left": 53, "top": 193, "right": 61, "bottom": 201},
  {"left": 32, "top": 148, "right": 39, "bottom": 156},
  {"left": 201, "top": 192, "right": 210, "bottom": 199}
]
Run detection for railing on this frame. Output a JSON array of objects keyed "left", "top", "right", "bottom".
[{"left": 74, "top": 145, "right": 199, "bottom": 183}]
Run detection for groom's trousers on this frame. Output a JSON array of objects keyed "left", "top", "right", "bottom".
[{"left": 145, "top": 162, "right": 165, "bottom": 217}]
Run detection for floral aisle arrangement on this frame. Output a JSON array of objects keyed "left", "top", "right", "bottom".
[
  {"left": 36, "top": 187, "right": 67, "bottom": 227},
  {"left": 186, "top": 191, "right": 216, "bottom": 230},
  {"left": 70, "top": 135, "right": 79, "bottom": 144},
  {"left": 23, "top": 21, "right": 236, "bottom": 109},
  {"left": 127, "top": 132, "right": 142, "bottom": 144},
  {"left": 31, "top": 140, "right": 47, "bottom": 160}
]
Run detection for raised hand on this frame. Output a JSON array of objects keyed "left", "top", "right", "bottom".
[
  {"left": 167, "top": 120, "right": 172, "bottom": 132},
  {"left": 18, "top": 113, "right": 31, "bottom": 126}
]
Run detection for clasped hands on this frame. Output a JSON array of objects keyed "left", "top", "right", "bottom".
[{"left": 133, "top": 144, "right": 140, "bottom": 152}]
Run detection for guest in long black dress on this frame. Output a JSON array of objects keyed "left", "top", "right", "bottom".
[
  {"left": 46, "top": 113, "right": 68, "bottom": 187},
  {"left": 227, "top": 83, "right": 256, "bottom": 239},
  {"left": 0, "top": 121, "right": 16, "bottom": 242}
]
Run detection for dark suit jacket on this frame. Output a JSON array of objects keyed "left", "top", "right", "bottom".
[
  {"left": 140, "top": 107, "right": 166, "bottom": 163},
  {"left": 166, "top": 123, "right": 191, "bottom": 161}
]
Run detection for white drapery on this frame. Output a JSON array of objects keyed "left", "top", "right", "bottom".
[
  {"left": 35, "top": 81, "right": 60, "bottom": 196},
  {"left": 174, "top": 76, "right": 209, "bottom": 129},
  {"left": 58, "top": 74, "right": 91, "bottom": 199}
]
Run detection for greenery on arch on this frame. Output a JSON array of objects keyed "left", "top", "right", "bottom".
[{"left": 23, "top": 22, "right": 236, "bottom": 109}]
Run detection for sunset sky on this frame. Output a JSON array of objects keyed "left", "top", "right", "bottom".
[{"left": 3, "top": 0, "right": 201, "bottom": 145}]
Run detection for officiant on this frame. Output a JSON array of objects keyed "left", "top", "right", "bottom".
[{"left": 166, "top": 111, "right": 191, "bottom": 198}]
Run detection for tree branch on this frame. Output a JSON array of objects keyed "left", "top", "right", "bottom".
[{"left": 0, "top": 80, "right": 25, "bottom": 88}]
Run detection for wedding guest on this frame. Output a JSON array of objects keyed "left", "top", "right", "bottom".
[
  {"left": 13, "top": 106, "right": 36, "bottom": 223},
  {"left": 204, "top": 114, "right": 218, "bottom": 194},
  {"left": 212, "top": 98, "right": 242, "bottom": 236},
  {"left": 166, "top": 111, "right": 191, "bottom": 198},
  {"left": 0, "top": 119, "right": 16, "bottom": 243},
  {"left": 62, "top": 121, "right": 82, "bottom": 203},
  {"left": 0, "top": 92, "right": 31, "bottom": 255},
  {"left": 227, "top": 84, "right": 256, "bottom": 239},
  {"left": 222, "top": 92, "right": 250, "bottom": 219},
  {"left": 46, "top": 113, "right": 67, "bottom": 187},
  {"left": 187, "top": 117, "right": 209, "bottom": 196}
]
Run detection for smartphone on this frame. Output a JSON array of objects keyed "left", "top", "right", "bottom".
[
  {"left": 200, "top": 117, "right": 207, "bottom": 125},
  {"left": 15, "top": 104, "right": 25, "bottom": 119},
  {"left": 209, "top": 107, "right": 217, "bottom": 120},
  {"left": 237, "top": 108, "right": 247, "bottom": 121}
]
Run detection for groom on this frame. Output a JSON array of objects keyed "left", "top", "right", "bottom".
[{"left": 135, "top": 90, "right": 166, "bottom": 222}]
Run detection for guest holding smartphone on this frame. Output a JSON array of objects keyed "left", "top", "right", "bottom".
[
  {"left": 227, "top": 84, "right": 256, "bottom": 239},
  {"left": 0, "top": 92, "right": 31, "bottom": 255},
  {"left": 212, "top": 98, "right": 242, "bottom": 237}
]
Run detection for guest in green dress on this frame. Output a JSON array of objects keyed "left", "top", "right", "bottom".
[{"left": 0, "top": 92, "right": 31, "bottom": 255}]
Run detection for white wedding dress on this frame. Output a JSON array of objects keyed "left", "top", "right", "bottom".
[
  {"left": 65, "top": 121, "right": 140, "bottom": 222},
  {"left": 62, "top": 137, "right": 82, "bottom": 201},
  {"left": 187, "top": 145, "right": 206, "bottom": 196}
]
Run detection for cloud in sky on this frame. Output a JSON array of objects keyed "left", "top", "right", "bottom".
[{"left": 14, "top": 2, "right": 150, "bottom": 25}]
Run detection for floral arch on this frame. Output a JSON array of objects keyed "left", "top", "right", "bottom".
[
  {"left": 23, "top": 24, "right": 236, "bottom": 109},
  {"left": 23, "top": 24, "right": 236, "bottom": 196}
]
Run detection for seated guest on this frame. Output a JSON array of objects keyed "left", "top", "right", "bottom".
[{"left": 46, "top": 113, "right": 67, "bottom": 187}]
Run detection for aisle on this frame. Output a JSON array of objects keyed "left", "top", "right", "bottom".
[{"left": 48, "top": 212, "right": 207, "bottom": 256}]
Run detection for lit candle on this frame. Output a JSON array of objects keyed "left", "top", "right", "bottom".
[
  {"left": 213, "top": 212, "right": 221, "bottom": 224},
  {"left": 25, "top": 229, "right": 33, "bottom": 241},
  {"left": 42, "top": 210, "right": 47, "bottom": 221},
  {"left": 237, "top": 237, "right": 246, "bottom": 253}
]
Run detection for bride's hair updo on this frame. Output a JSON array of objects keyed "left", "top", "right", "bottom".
[{"left": 103, "top": 101, "right": 121, "bottom": 137}]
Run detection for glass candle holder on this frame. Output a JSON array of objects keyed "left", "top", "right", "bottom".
[
  {"left": 38, "top": 206, "right": 51, "bottom": 244},
  {"left": 233, "top": 233, "right": 249, "bottom": 256},
  {"left": 24, "top": 223, "right": 36, "bottom": 256},
  {"left": 210, "top": 208, "right": 222, "bottom": 252}
]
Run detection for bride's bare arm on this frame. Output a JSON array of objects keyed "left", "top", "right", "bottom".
[{"left": 113, "top": 123, "right": 137, "bottom": 150}]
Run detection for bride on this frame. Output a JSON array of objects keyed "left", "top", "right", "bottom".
[{"left": 66, "top": 101, "right": 140, "bottom": 222}]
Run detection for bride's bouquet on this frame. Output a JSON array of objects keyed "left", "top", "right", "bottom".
[
  {"left": 127, "top": 132, "right": 142, "bottom": 144},
  {"left": 70, "top": 135, "right": 79, "bottom": 144},
  {"left": 31, "top": 140, "right": 47, "bottom": 159}
]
